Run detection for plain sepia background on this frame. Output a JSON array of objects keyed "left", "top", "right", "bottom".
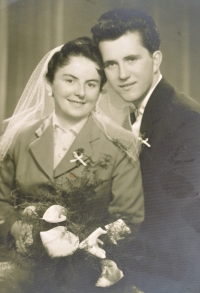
[{"left": 0, "top": 0, "right": 200, "bottom": 125}]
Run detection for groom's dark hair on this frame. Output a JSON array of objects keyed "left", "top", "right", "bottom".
[{"left": 91, "top": 8, "right": 161, "bottom": 54}]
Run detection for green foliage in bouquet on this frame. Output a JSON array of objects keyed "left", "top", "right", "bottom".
[{"left": 2, "top": 152, "right": 132, "bottom": 292}]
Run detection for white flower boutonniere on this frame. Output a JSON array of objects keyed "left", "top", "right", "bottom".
[
  {"left": 139, "top": 136, "right": 151, "bottom": 147},
  {"left": 70, "top": 151, "right": 87, "bottom": 166}
]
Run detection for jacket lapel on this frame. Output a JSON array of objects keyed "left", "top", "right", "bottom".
[
  {"left": 29, "top": 116, "right": 54, "bottom": 180},
  {"left": 140, "top": 78, "right": 171, "bottom": 140},
  {"left": 54, "top": 115, "right": 100, "bottom": 178}
]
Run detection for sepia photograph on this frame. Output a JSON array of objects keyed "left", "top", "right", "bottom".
[{"left": 0, "top": 0, "right": 200, "bottom": 292}]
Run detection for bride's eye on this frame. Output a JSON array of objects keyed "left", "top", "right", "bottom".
[{"left": 65, "top": 79, "right": 74, "bottom": 84}]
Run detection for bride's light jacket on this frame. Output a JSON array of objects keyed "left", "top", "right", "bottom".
[{"left": 0, "top": 114, "right": 144, "bottom": 239}]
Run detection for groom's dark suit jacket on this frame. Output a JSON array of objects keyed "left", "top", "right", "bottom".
[{"left": 131, "top": 78, "right": 200, "bottom": 292}]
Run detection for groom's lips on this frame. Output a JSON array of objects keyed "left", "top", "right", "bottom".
[{"left": 119, "top": 82, "right": 136, "bottom": 90}]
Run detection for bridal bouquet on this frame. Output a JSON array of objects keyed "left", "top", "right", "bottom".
[
  {"left": 23, "top": 204, "right": 130, "bottom": 287},
  {"left": 4, "top": 153, "right": 132, "bottom": 290}
]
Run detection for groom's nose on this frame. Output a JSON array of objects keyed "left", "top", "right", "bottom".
[{"left": 119, "top": 63, "right": 130, "bottom": 80}]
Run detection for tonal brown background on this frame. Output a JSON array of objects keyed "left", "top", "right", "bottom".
[{"left": 0, "top": 0, "right": 200, "bottom": 124}]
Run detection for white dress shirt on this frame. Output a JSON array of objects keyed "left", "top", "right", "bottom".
[
  {"left": 131, "top": 74, "right": 162, "bottom": 137},
  {"left": 53, "top": 113, "right": 88, "bottom": 169}
]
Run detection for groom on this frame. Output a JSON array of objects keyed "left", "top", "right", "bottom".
[{"left": 91, "top": 8, "right": 200, "bottom": 293}]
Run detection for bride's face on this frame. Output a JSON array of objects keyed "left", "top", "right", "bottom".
[{"left": 51, "top": 56, "right": 101, "bottom": 123}]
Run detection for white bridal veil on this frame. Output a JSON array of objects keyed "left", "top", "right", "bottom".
[{"left": 0, "top": 45, "right": 141, "bottom": 161}]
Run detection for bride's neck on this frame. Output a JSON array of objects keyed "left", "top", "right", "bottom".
[{"left": 55, "top": 112, "right": 88, "bottom": 130}]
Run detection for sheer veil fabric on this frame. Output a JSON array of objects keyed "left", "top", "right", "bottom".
[
  {"left": 0, "top": 45, "right": 141, "bottom": 162},
  {"left": 93, "top": 84, "right": 141, "bottom": 159}
]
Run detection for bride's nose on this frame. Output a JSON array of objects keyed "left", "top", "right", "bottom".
[{"left": 74, "top": 83, "right": 85, "bottom": 99}]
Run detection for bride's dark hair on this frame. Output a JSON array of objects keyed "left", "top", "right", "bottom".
[{"left": 46, "top": 37, "right": 106, "bottom": 90}]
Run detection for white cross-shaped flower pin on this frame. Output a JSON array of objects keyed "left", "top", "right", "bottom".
[{"left": 70, "top": 151, "right": 87, "bottom": 166}]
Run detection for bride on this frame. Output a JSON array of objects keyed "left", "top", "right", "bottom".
[{"left": 0, "top": 36, "right": 144, "bottom": 293}]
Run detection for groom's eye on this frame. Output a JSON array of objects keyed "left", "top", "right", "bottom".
[
  {"left": 87, "top": 82, "right": 96, "bottom": 88},
  {"left": 104, "top": 61, "right": 117, "bottom": 69},
  {"left": 127, "top": 57, "right": 135, "bottom": 62},
  {"left": 125, "top": 55, "right": 139, "bottom": 63}
]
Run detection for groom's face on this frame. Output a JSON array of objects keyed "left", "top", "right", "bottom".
[{"left": 99, "top": 32, "right": 156, "bottom": 106}]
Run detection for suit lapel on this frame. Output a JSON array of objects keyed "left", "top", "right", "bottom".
[
  {"left": 54, "top": 115, "right": 100, "bottom": 178},
  {"left": 29, "top": 116, "right": 54, "bottom": 180},
  {"left": 140, "top": 78, "right": 171, "bottom": 140}
]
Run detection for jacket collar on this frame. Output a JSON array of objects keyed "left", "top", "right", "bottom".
[
  {"left": 29, "top": 115, "right": 100, "bottom": 180},
  {"left": 29, "top": 115, "right": 54, "bottom": 180}
]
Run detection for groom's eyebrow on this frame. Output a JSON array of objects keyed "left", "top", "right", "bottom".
[
  {"left": 104, "top": 54, "right": 141, "bottom": 66},
  {"left": 86, "top": 79, "right": 100, "bottom": 83},
  {"left": 124, "top": 54, "right": 140, "bottom": 60}
]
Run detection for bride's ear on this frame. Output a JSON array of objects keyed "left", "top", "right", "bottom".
[
  {"left": 100, "top": 88, "right": 107, "bottom": 94},
  {"left": 46, "top": 82, "right": 53, "bottom": 97}
]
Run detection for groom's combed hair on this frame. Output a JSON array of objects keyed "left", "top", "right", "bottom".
[{"left": 91, "top": 8, "right": 161, "bottom": 54}]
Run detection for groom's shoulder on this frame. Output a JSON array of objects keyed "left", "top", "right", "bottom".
[{"left": 152, "top": 78, "right": 200, "bottom": 114}]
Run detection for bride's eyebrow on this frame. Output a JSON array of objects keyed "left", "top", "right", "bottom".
[
  {"left": 63, "top": 74, "right": 77, "bottom": 79},
  {"left": 63, "top": 74, "right": 99, "bottom": 83}
]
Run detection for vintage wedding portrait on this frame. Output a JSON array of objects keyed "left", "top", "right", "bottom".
[{"left": 0, "top": 1, "right": 200, "bottom": 293}]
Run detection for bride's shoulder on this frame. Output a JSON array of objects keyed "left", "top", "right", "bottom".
[
  {"left": 18, "top": 115, "right": 51, "bottom": 136},
  {"left": 14, "top": 115, "right": 51, "bottom": 148}
]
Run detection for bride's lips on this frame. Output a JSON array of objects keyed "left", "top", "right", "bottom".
[
  {"left": 119, "top": 82, "right": 136, "bottom": 91},
  {"left": 67, "top": 99, "right": 86, "bottom": 106}
]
